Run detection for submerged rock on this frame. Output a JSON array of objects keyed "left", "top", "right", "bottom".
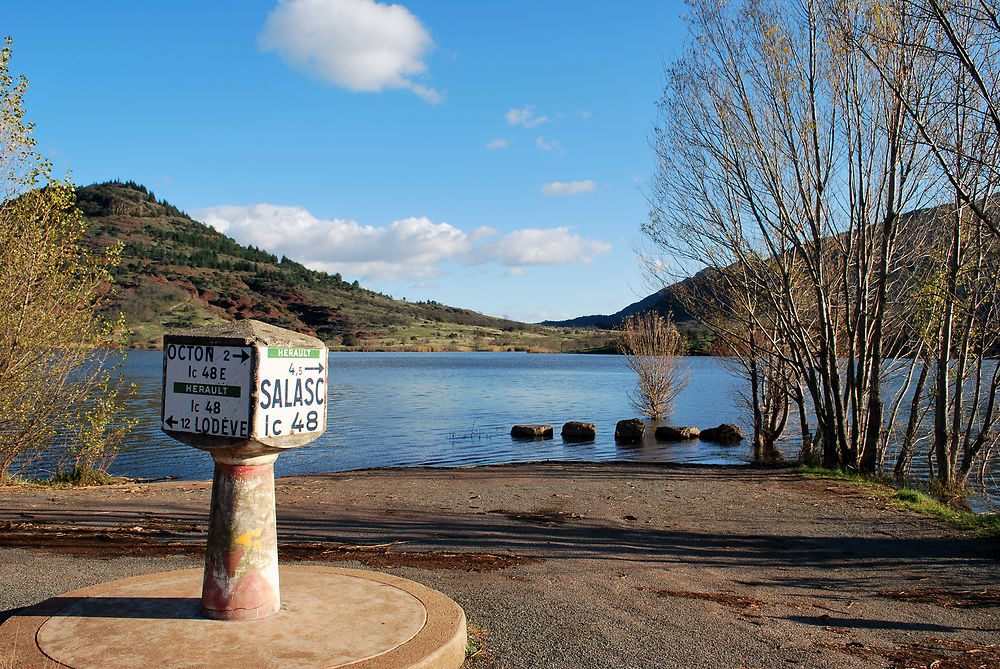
[
  {"left": 511, "top": 424, "right": 554, "bottom": 440},
  {"left": 699, "top": 423, "right": 744, "bottom": 444},
  {"left": 655, "top": 425, "right": 700, "bottom": 441},
  {"left": 615, "top": 419, "right": 645, "bottom": 444},
  {"left": 561, "top": 421, "right": 596, "bottom": 442}
]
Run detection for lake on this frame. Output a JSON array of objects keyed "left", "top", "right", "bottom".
[
  {"left": 36, "top": 351, "right": 1000, "bottom": 510},
  {"left": 91, "top": 350, "right": 757, "bottom": 481}
]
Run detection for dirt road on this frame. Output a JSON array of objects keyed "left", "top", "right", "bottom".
[{"left": 1, "top": 462, "right": 998, "bottom": 668}]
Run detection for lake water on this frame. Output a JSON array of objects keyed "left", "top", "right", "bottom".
[
  {"left": 90, "top": 351, "right": 753, "bottom": 481},
  {"left": 36, "top": 351, "right": 1000, "bottom": 510}
]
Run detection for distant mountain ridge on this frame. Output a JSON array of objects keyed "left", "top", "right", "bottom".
[{"left": 542, "top": 273, "right": 703, "bottom": 329}]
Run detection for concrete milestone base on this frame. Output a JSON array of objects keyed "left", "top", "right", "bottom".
[{"left": 0, "top": 565, "right": 467, "bottom": 669}]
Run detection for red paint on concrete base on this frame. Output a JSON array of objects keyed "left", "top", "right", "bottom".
[
  {"left": 201, "top": 461, "right": 280, "bottom": 620},
  {"left": 202, "top": 560, "right": 279, "bottom": 620}
]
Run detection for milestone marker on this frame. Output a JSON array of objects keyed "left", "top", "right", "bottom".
[{"left": 161, "top": 320, "right": 328, "bottom": 621}]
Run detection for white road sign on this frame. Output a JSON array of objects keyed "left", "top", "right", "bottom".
[
  {"left": 254, "top": 346, "right": 327, "bottom": 439},
  {"left": 162, "top": 343, "right": 253, "bottom": 438}
]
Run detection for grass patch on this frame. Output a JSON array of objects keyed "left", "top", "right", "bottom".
[
  {"left": 340, "top": 319, "right": 614, "bottom": 354},
  {"left": 464, "top": 624, "right": 488, "bottom": 662},
  {"left": 794, "top": 465, "right": 861, "bottom": 482},
  {"left": 895, "top": 488, "right": 922, "bottom": 503},
  {"left": 794, "top": 465, "right": 1000, "bottom": 538},
  {"left": 3, "top": 467, "right": 126, "bottom": 488},
  {"left": 47, "top": 467, "right": 126, "bottom": 486}
]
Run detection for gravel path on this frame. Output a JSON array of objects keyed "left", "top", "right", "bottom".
[{"left": 1, "top": 462, "right": 998, "bottom": 668}]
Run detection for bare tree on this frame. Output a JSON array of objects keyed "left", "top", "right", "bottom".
[
  {"left": 646, "top": 0, "right": 937, "bottom": 474},
  {"left": 847, "top": 1, "right": 1000, "bottom": 491},
  {"left": 716, "top": 321, "right": 793, "bottom": 463},
  {"left": 616, "top": 312, "right": 689, "bottom": 420},
  {"left": 917, "top": 202, "right": 1000, "bottom": 490},
  {"left": 919, "top": 1, "right": 1000, "bottom": 491}
]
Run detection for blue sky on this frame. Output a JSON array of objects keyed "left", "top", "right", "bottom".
[{"left": 6, "top": 0, "right": 686, "bottom": 322}]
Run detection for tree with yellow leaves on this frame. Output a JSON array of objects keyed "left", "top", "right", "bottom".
[{"left": 0, "top": 38, "right": 132, "bottom": 481}]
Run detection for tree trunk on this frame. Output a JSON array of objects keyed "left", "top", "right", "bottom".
[{"left": 895, "top": 358, "right": 930, "bottom": 477}]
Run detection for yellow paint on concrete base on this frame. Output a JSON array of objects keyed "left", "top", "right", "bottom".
[{"left": 233, "top": 527, "right": 263, "bottom": 549}]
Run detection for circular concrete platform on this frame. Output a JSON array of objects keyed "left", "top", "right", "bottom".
[{"left": 0, "top": 566, "right": 466, "bottom": 668}]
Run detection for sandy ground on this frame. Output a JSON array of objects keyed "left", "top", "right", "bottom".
[{"left": 1, "top": 462, "right": 998, "bottom": 668}]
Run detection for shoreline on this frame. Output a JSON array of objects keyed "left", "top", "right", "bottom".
[
  {"left": 2, "top": 461, "right": 998, "bottom": 668},
  {"left": 11, "top": 457, "right": 1000, "bottom": 517}
]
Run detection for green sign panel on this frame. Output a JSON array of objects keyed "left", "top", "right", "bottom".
[
  {"left": 267, "top": 348, "right": 321, "bottom": 359},
  {"left": 172, "top": 382, "right": 243, "bottom": 398}
]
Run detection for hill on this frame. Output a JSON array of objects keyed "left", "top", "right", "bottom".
[{"left": 78, "top": 181, "right": 612, "bottom": 352}]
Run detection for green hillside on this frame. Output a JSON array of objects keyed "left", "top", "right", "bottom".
[{"left": 78, "top": 181, "right": 611, "bottom": 352}]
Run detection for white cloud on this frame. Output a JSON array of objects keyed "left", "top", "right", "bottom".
[
  {"left": 198, "top": 204, "right": 468, "bottom": 280},
  {"left": 506, "top": 106, "right": 549, "bottom": 128},
  {"left": 505, "top": 267, "right": 525, "bottom": 277},
  {"left": 541, "top": 180, "right": 597, "bottom": 196},
  {"left": 410, "top": 83, "right": 444, "bottom": 104},
  {"left": 195, "top": 205, "right": 610, "bottom": 280},
  {"left": 470, "top": 227, "right": 612, "bottom": 267},
  {"left": 485, "top": 138, "right": 511, "bottom": 150},
  {"left": 258, "top": 0, "right": 442, "bottom": 102},
  {"left": 575, "top": 109, "right": 592, "bottom": 118},
  {"left": 470, "top": 225, "right": 499, "bottom": 241},
  {"left": 535, "top": 136, "right": 562, "bottom": 152}
]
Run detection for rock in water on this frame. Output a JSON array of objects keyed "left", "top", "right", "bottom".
[
  {"left": 511, "top": 425, "right": 554, "bottom": 440},
  {"left": 615, "top": 419, "right": 645, "bottom": 444},
  {"left": 654, "top": 425, "right": 700, "bottom": 441},
  {"left": 699, "top": 423, "right": 744, "bottom": 444},
  {"left": 561, "top": 421, "right": 596, "bottom": 442}
]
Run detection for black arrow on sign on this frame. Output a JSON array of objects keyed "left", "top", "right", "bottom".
[
  {"left": 235, "top": 349, "right": 251, "bottom": 364},
  {"left": 305, "top": 361, "right": 325, "bottom": 373},
  {"left": 165, "top": 415, "right": 177, "bottom": 429}
]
